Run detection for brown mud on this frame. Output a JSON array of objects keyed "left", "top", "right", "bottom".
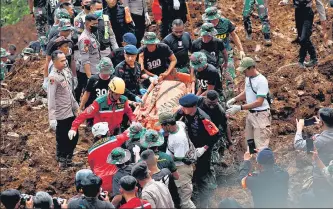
[{"left": 1, "top": 0, "right": 333, "bottom": 207}]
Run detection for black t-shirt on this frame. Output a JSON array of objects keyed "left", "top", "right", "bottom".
[
  {"left": 34, "top": 0, "right": 47, "bottom": 8},
  {"left": 191, "top": 37, "right": 225, "bottom": 68},
  {"left": 110, "top": 47, "right": 125, "bottom": 69},
  {"left": 115, "top": 61, "right": 142, "bottom": 101},
  {"left": 195, "top": 64, "right": 223, "bottom": 95},
  {"left": 197, "top": 96, "right": 227, "bottom": 135},
  {"left": 162, "top": 32, "right": 191, "bottom": 68},
  {"left": 85, "top": 74, "right": 112, "bottom": 107},
  {"left": 141, "top": 43, "right": 173, "bottom": 76},
  {"left": 152, "top": 168, "right": 171, "bottom": 186},
  {"left": 112, "top": 165, "right": 133, "bottom": 196}
]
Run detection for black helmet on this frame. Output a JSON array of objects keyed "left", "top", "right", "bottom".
[{"left": 75, "top": 169, "right": 93, "bottom": 192}]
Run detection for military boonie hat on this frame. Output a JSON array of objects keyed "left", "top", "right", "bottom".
[
  {"left": 142, "top": 32, "right": 160, "bottom": 45},
  {"left": 0, "top": 48, "right": 10, "bottom": 58},
  {"left": 58, "top": 19, "right": 74, "bottom": 31},
  {"left": 140, "top": 129, "right": 164, "bottom": 148},
  {"left": 55, "top": 8, "right": 71, "bottom": 19},
  {"left": 129, "top": 122, "right": 146, "bottom": 139},
  {"left": 202, "top": 7, "right": 221, "bottom": 21},
  {"left": 200, "top": 23, "right": 217, "bottom": 36},
  {"left": 107, "top": 147, "right": 131, "bottom": 165},
  {"left": 236, "top": 57, "right": 256, "bottom": 72},
  {"left": 96, "top": 57, "right": 114, "bottom": 74},
  {"left": 22, "top": 48, "right": 35, "bottom": 55},
  {"left": 190, "top": 52, "right": 208, "bottom": 70}
]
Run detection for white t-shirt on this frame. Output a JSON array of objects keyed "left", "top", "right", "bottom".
[
  {"left": 245, "top": 74, "right": 270, "bottom": 111},
  {"left": 166, "top": 121, "right": 189, "bottom": 166}
]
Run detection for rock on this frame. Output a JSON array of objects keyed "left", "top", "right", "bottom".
[
  {"left": 7, "top": 132, "right": 19, "bottom": 138},
  {"left": 14, "top": 92, "right": 25, "bottom": 100},
  {"left": 255, "top": 44, "right": 261, "bottom": 52},
  {"left": 297, "top": 91, "right": 305, "bottom": 96}
]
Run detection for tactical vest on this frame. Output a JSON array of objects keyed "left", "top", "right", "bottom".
[
  {"left": 96, "top": 15, "right": 111, "bottom": 51},
  {"left": 96, "top": 94, "right": 128, "bottom": 114}
]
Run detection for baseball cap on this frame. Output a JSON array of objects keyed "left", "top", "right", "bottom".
[
  {"left": 107, "top": 147, "right": 131, "bottom": 165},
  {"left": 142, "top": 32, "right": 160, "bottom": 45},
  {"left": 124, "top": 45, "right": 138, "bottom": 55},
  {"left": 131, "top": 161, "right": 149, "bottom": 180},
  {"left": 155, "top": 112, "right": 175, "bottom": 126},
  {"left": 190, "top": 52, "right": 208, "bottom": 70},
  {"left": 58, "top": 19, "right": 74, "bottom": 31},
  {"left": 256, "top": 148, "right": 275, "bottom": 165},
  {"left": 200, "top": 23, "right": 217, "bottom": 36},
  {"left": 236, "top": 57, "right": 256, "bottom": 72},
  {"left": 123, "top": 33, "right": 137, "bottom": 46},
  {"left": 140, "top": 129, "right": 164, "bottom": 148},
  {"left": 120, "top": 175, "right": 137, "bottom": 191},
  {"left": 96, "top": 57, "right": 114, "bottom": 75},
  {"left": 202, "top": 7, "right": 221, "bottom": 21}
]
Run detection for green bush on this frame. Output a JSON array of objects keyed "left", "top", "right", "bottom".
[{"left": 0, "top": 0, "right": 30, "bottom": 27}]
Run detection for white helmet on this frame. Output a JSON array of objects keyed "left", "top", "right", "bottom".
[{"left": 92, "top": 122, "right": 109, "bottom": 137}]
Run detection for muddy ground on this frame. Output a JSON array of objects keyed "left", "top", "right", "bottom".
[{"left": 1, "top": 0, "right": 333, "bottom": 207}]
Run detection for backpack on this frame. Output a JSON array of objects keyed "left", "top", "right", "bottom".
[{"left": 249, "top": 77, "right": 274, "bottom": 105}]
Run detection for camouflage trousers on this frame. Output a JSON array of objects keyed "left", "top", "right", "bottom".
[
  {"left": 211, "top": 134, "right": 227, "bottom": 165},
  {"left": 33, "top": 6, "right": 48, "bottom": 38},
  {"left": 242, "top": 0, "right": 271, "bottom": 36}
]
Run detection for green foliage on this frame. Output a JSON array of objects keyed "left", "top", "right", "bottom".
[{"left": 0, "top": 0, "right": 30, "bottom": 26}]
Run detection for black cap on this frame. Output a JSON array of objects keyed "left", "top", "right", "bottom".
[
  {"left": 131, "top": 161, "right": 149, "bottom": 180},
  {"left": 0, "top": 189, "right": 21, "bottom": 209},
  {"left": 120, "top": 175, "right": 137, "bottom": 191}
]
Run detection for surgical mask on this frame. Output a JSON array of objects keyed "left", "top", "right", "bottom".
[
  {"left": 90, "top": 25, "right": 98, "bottom": 33},
  {"left": 83, "top": 4, "right": 91, "bottom": 10},
  {"left": 94, "top": 9, "right": 103, "bottom": 18}
]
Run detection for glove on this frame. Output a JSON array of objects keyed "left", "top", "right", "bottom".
[
  {"left": 49, "top": 120, "right": 57, "bottom": 131},
  {"left": 196, "top": 147, "right": 207, "bottom": 158},
  {"left": 173, "top": 0, "right": 180, "bottom": 10},
  {"left": 42, "top": 77, "right": 49, "bottom": 92},
  {"left": 239, "top": 51, "right": 246, "bottom": 60},
  {"left": 226, "top": 105, "right": 242, "bottom": 115},
  {"left": 226, "top": 98, "right": 236, "bottom": 108},
  {"left": 135, "top": 96, "right": 143, "bottom": 103},
  {"left": 132, "top": 145, "right": 141, "bottom": 154},
  {"left": 139, "top": 88, "right": 148, "bottom": 95},
  {"left": 149, "top": 75, "right": 158, "bottom": 83},
  {"left": 145, "top": 12, "right": 151, "bottom": 25},
  {"left": 68, "top": 130, "right": 77, "bottom": 140}
]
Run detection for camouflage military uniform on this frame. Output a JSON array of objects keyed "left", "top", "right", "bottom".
[
  {"left": 243, "top": 0, "right": 271, "bottom": 41},
  {"left": 203, "top": 7, "right": 236, "bottom": 98},
  {"left": 1, "top": 48, "right": 10, "bottom": 81}
]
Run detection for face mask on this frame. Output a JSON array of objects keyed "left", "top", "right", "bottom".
[
  {"left": 90, "top": 25, "right": 98, "bottom": 33},
  {"left": 94, "top": 9, "right": 103, "bottom": 18},
  {"left": 83, "top": 4, "right": 91, "bottom": 10}
]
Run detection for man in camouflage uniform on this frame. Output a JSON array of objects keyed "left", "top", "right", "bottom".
[
  {"left": 203, "top": 7, "right": 245, "bottom": 98},
  {"left": 74, "top": 0, "right": 92, "bottom": 35},
  {"left": 1, "top": 48, "right": 9, "bottom": 81},
  {"left": 243, "top": 0, "right": 272, "bottom": 46},
  {"left": 28, "top": 0, "right": 48, "bottom": 40},
  {"left": 75, "top": 14, "right": 101, "bottom": 102},
  {"left": 47, "top": 8, "right": 71, "bottom": 41}
]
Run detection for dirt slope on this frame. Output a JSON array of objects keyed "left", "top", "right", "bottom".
[{"left": 1, "top": 0, "right": 333, "bottom": 207}]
